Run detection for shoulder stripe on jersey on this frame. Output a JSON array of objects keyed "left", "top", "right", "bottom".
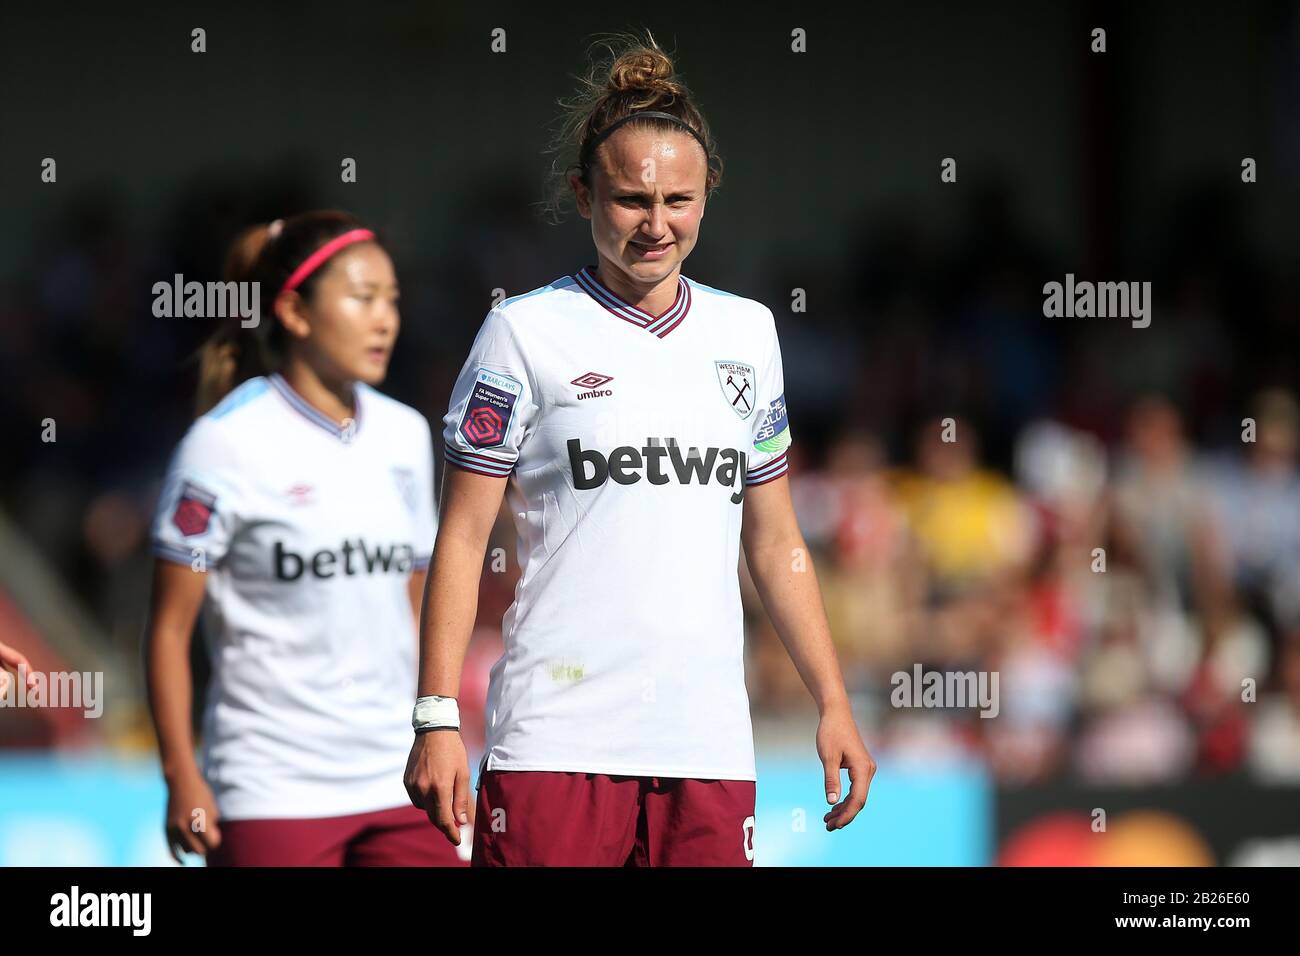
[
  {"left": 209, "top": 377, "right": 270, "bottom": 420},
  {"left": 746, "top": 465, "right": 789, "bottom": 487},
  {"left": 745, "top": 451, "right": 789, "bottom": 485},
  {"left": 573, "top": 265, "right": 691, "bottom": 338},
  {"left": 445, "top": 445, "right": 514, "bottom": 477},
  {"left": 445, "top": 456, "right": 513, "bottom": 478},
  {"left": 747, "top": 450, "right": 788, "bottom": 478},
  {"left": 268, "top": 373, "right": 363, "bottom": 440},
  {"left": 684, "top": 278, "right": 741, "bottom": 299},
  {"left": 498, "top": 278, "right": 576, "bottom": 310},
  {"left": 447, "top": 445, "right": 515, "bottom": 467},
  {"left": 746, "top": 468, "right": 787, "bottom": 487}
]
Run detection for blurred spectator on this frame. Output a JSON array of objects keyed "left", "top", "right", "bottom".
[
  {"left": 1207, "top": 388, "right": 1300, "bottom": 641},
  {"left": 1248, "top": 632, "right": 1300, "bottom": 784},
  {"left": 892, "top": 415, "right": 1035, "bottom": 593},
  {"left": 816, "top": 429, "right": 918, "bottom": 679},
  {"left": 888, "top": 415, "right": 1035, "bottom": 665},
  {"left": 1108, "top": 395, "right": 1231, "bottom": 627},
  {"left": 1073, "top": 569, "right": 1194, "bottom": 784}
]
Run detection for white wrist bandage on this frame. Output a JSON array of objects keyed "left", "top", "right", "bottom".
[{"left": 412, "top": 695, "right": 460, "bottom": 731}]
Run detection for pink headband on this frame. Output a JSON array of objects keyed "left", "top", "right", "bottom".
[{"left": 277, "top": 228, "right": 376, "bottom": 298}]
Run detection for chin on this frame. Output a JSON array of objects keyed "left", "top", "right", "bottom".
[
  {"left": 356, "top": 365, "right": 388, "bottom": 386},
  {"left": 624, "top": 251, "right": 678, "bottom": 274}
]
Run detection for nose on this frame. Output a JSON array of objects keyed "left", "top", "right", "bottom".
[
  {"left": 374, "top": 297, "right": 399, "bottom": 334},
  {"left": 643, "top": 202, "right": 666, "bottom": 239}
]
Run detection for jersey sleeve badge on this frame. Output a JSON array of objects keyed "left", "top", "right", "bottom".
[
  {"left": 457, "top": 368, "right": 522, "bottom": 449},
  {"left": 172, "top": 481, "right": 218, "bottom": 536},
  {"left": 754, "top": 393, "right": 791, "bottom": 453}
]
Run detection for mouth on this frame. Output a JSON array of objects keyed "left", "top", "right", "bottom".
[
  {"left": 366, "top": 346, "right": 390, "bottom": 365},
  {"left": 628, "top": 240, "right": 673, "bottom": 259}
]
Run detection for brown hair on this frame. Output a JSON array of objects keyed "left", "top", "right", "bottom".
[
  {"left": 194, "top": 210, "right": 378, "bottom": 415},
  {"left": 540, "top": 31, "right": 723, "bottom": 223}
]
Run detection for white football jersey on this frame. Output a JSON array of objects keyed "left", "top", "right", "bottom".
[
  {"left": 443, "top": 265, "right": 792, "bottom": 780},
  {"left": 151, "top": 373, "right": 436, "bottom": 820}
]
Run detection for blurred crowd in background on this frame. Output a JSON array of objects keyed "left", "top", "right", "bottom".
[{"left": 1, "top": 171, "right": 1298, "bottom": 793}]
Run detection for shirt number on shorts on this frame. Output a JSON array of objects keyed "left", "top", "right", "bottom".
[{"left": 742, "top": 815, "right": 755, "bottom": 861}]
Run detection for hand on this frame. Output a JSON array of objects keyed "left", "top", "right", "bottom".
[
  {"left": 816, "top": 704, "right": 876, "bottom": 831},
  {"left": 0, "top": 640, "right": 36, "bottom": 697},
  {"left": 404, "top": 730, "right": 471, "bottom": 846},
  {"left": 165, "top": 770, "right": 223, "bottom": 863}
]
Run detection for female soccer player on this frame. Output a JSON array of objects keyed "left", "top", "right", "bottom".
[
  {"left": 145, "top": 210, "right": 466, "bottom": 866},
  {"left": 405, "top": 35, "right": 876, "bottom": 866}
]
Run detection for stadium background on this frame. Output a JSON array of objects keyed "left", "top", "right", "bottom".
[{"left": 2, "top": 1, "right": 1300, "bottom": 865}]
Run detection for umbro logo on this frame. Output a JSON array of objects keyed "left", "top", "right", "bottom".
[
  {"left": 571, "top": 371, "right": 614, "bottom": 400},
  {"left": 285, "top": 483, "right": 315, "bottom": 506}
]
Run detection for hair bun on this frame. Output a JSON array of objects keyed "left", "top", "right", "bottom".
[{"left": 608, "top": 48, "right": 676, "bottom": 94}]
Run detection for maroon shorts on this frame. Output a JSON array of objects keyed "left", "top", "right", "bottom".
[
  {"left": 472, "top": 770, "right": 756, "bottom": 867},
  {"left": 207, "top": 804, "right": 469, "bottom": 867}
]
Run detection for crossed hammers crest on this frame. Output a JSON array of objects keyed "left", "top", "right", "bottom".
[{"left": 725, "top": 374, "right": 752, "bottom": 412}]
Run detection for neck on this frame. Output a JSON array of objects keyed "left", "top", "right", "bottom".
[
  {"left": 279, "top": 356, "right": 356, "bottom": 425},
  {"left": 596, "top": 257, "right": 679, "bottom": 315}
]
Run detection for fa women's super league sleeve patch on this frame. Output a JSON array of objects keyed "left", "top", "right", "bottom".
[
  {"left": 457, "top": 368, "right": 523, "bottom": 449},
  {"left": 172, "top": 481, "right": 218, "bottom": 536},
  {"left": 754, "top": 393, "right": 791, "bottom": 453}
]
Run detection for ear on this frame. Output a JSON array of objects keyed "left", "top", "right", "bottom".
[
  {"left": 274, "top": 291, "right": 312, "bottom": 341},
  {"left": 569, "top": 171, "right": 593, "bottom": 220}
]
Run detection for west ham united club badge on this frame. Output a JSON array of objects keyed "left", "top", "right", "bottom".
[
  {"left": 715, "top": 360, "right": 756, "bottom": 420},
  {"left": 172, "top": 481, "right": 216, "bottom": 536},
  {"left": 458, "top": 367, "right": 522, "bottom": 449}
]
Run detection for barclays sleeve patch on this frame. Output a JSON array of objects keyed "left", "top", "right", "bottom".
[
  {"left": 753, "top": 393, "right": 791, "bottom": 453},
  {"left": 457, "top": 368, "right": 522, "bottom": 449}
]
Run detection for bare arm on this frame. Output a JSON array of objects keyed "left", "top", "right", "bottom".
[
  {"left": 408, "top": 569, "right": 428, "bottom": 625},
  {"left": 143, "top": 559, "right": 222, "bottom": 860},
  {"left": 741, "top": 475, "right": 876, "bottom": 830},
  {"left": 741, "top": 476, "right": 850, "bottom": 713},
  {"left": 404, "top": 464, "right": 508, "bottom": 844},
  {"left": 416, "top": 466, "right": 506, "bottom": 696}
]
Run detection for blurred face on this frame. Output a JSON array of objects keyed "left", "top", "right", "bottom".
[
  {"left": 1256, "top": 419, "right": 1298, "bottom": 464},
  {"left": 828, "top": 431, "right": 885, "bottom": 478},
  {"left": 570, "top": 126, "right": 708, "bottom": 289},
  {"left": 917, "top": 419, "right": 976, "bottom": 480},
  {"left": 1126, "top": 400, "right": 1184, "bottom": 467},
  {"left": 278, "top": 242, "right": 400, "bottom": 386}
]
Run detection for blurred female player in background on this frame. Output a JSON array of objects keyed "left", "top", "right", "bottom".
[
  {"left": 405, "top": 34, "right": 876, "bottom": 866},
  {"left": 145, "top": 210, "right": 467, "bottom": 866}
]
